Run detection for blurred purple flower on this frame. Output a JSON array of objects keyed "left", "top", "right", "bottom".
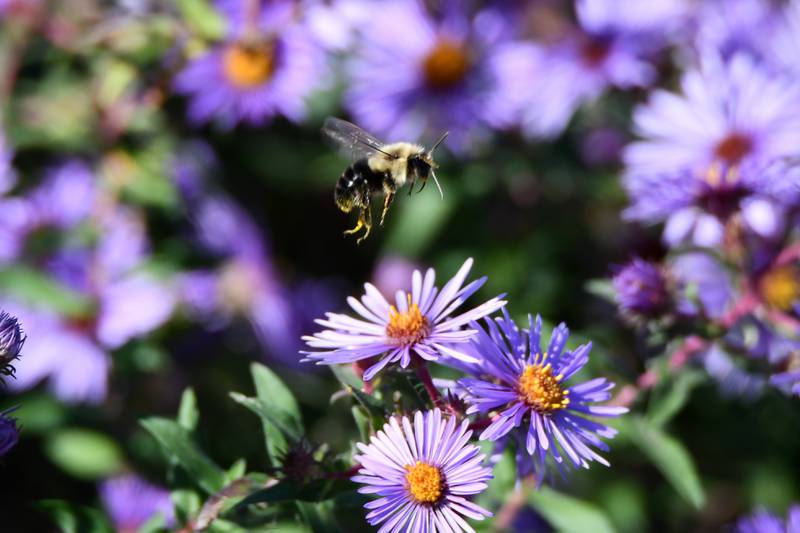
[
  {"left": 624, "top": 52, "right": 800, "bottom": 176},
  {"left": 670, "top": 252, "right": 733, "bottom": 319},
  {"left": 4, "top": 301, "right": 110, "bottom": 404},
  {"left": 0, "top": 131, "right": 17, "bottom": 194},
  {"left": 735, "top": 504, "right": 800, "bottom": 533},
  {"left": 0, "top": 182, "right": 176, "bottom": 403},
  {"left": 345, "top": 0, "right": 504, "bottom": 150},
  {"left": 693, "top": 0, "right": 780, "bottom": 61},
  {"left": 0, "top": 310, "right": 25, "bottom": 380},
  {"left": 371, "top": 255, "right": 420, "bottom": 297},
  {"left": 303, "top": 258, "right": 506, "bottom": 380},
  {"left": 459, "top": 313, "right": 627, "bottom": 478},
  {"left": 304, "top": 0, "right": 371, "bottom": 51},
  {"left": 352, "top": 409, "right": 492, "bottom": 531},
  {"left": 487, "top": 0, "right": 681, "bottom": 139},
  {"left": 0, "top": 407, "right": 19, "bottom": 458},
  {"left": 99, "top": 474, "right": 175, "bottom": 531},
  {"left": 612, "top": 259, "right": 670, "bottom": 318},
  {"left": 174, "top": 0, "right": 325, "bottom": 127},
  {"left": 763, "top": 0, "right": 800, "bottom": 77},
  {"left": 0, "top": 160, "right": 96, "bottom": 263}
]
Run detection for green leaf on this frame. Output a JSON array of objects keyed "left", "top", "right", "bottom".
[
  {"left": 329, "top": 366, "right": 385, "bottom": 428},
  {"left": 176, "top": 0, "right": 226, "bottom": 40},
  {"left": 178, "top": 388, "right": 200, "bottom": 432},
  {"left": 37, "top": 499, "right": 113, "bottom": 533},
  {"left": 297, "top": 501, "right": 341, "bottom": 533},
  {"left": 44, "top": 429, "right": 124, "bottom": 480},
  {"left": 350, "top": 406, "right": 370, "bottom": 442},
  {"left": 141, "top": 417, "right": 226, "bottom": 494},
  {"left": 172, "top": 489, "right": 202, "bottom": 525},
  {"left": 235, "top": 363, "right": 304, "bottom": 465},
  {"left": 625, "top": 417, "right": 705, "bottom": 509},
  {"left": 0, "top": 267, "right": 93, "bottom": 317},
  {"left": 528, "top": 487, "right": 617, "bottom": 533},
  {"left": 647, "top": 370, "right": 705, "bottom": 427}
]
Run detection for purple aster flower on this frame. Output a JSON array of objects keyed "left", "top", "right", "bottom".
[
  {"left": 352, "top": 408, "right": 492, "bottom": 531},
  {"left": 345, "top": 0, "right": 505, "bottom": 150},
  {"left": 302, "top": 258, "right": 506, "bottom": 381},
  {"left": 624, "top": 52, "right": 800, "bottom": 177},
  {"left": 459, "top": 314, "right": 627, "bottom": 477},
  {"left": 99, "top": 474, "right": 175, "bottom": 532},
  {"left": 736, "top": 504, "right": 800, "bottom": 533},
  {"left": 174, "top": 0, "right": 325, "bottom": 127},
  {"left": 0, "top": 310, "right": 24, "bottom": 380},
  {"left": 623, "top": 51, "right": 800, "bottom": 245},
  {"left": 487, "top": 0, "right": 681, "bottom": 139},
  {"left": 304, "top": 0, "right": 371, "bottom": 52},
  {"left": 0, "top": 407, "right": 19, "bottom": 457},
  {"left": 612, "top": 259, "right": 670, "bottom": 318}
]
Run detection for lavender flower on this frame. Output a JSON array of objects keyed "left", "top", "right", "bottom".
[
  {"left": 174, "top": 0, "right": 324, "bottom": 127},
  {"left": 0, "top": 311, "right": 24, "bottom": 379},
  {"left": 735, "top": 504, "right": 800, "bottom": 533},
  {"left": 0, "top": 131, "right": 16, "bottom": 194},
  {"left": 99, "top": 474, "right": 175, "bottom": 531},
  {"left": 612, "top": 259, "right": 669, "bottom": 318},
  {"left": 352, "top": 409, "right": 492, "bottom": 531},
  {"left": 345, "top": 0, "right": 503, "bottom": 149},
  {"left": 693, "top": 0, "right": 780, "bottom": 61},
  {"left": 302, "top": 258, "right": 506, "bottom": 381},
  {"left": 460, "top": 314, "right": 627, "bottom": 477},
  {"left": 0, "top": 408, "right": 19, "bottom": 457}
]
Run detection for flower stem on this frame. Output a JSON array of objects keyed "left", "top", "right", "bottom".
[{"left": 413, "top": 359, "right": 444, "bottom": 408}]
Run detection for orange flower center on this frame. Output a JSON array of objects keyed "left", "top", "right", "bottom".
[
  {"left": 422, "top": 39, "right": 470, "bottom": 89},
  {"left": 222, "top": 43, "right": 275, "bottom": 88},
  {"left": 759, "top": 265, "right": 800, "bottom": 311},
  {"left": 405, "top": 461, "right": 444, "bottom": 504},
  {"left": 386, "top": 295, "right": 430, "bottom": 345},
  {"left": 518, "top": 363, "right": 569, "bottom": 413},
  {"left": 713, "top": 133, "right": 753, "bottom": 165}
]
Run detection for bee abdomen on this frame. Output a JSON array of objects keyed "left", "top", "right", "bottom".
[
  {"left": 334, "top": 165, "right": 367, "bottom": 213},
  {"left": 334, "top": 159, "right": 386, "bottom": 212}
]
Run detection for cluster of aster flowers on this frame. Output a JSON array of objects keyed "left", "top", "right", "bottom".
[
  {"left": 609, "top": 2, "right": 800, "bottom": 400},
  {"left": 304, "top": 258, "right": 627, "bottom": 530}
]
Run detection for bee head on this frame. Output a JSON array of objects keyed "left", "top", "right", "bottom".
[{"left": 410, "top": 131, "right": 448, "bottom": 199}]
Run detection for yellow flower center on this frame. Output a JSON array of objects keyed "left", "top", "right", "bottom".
[
  {"left": 422, "top": 39, "right": 470, "bottom": 89},
  {"left": 222, "top": 43, "right": 275, "bottom": 88},
  {"left": 518, "top": 363, "right": 570, "bottom": 413},
  {"left": 386, "top": 295, "right": 430, "bottom": 345},
  {"left": 405, "top": 461, "right": 444, "bottom": 504},
  {"left": 759, "top": 265, "right": 800, "bottom": 311},
  {"left": 714, "top": 132, "right": 752, "bottom": 165}
]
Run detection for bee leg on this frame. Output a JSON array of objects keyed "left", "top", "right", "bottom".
[
  {"left": 417, "top": 179, "right": 427, "bottom": 193},
  {"left": 343, "top": 214, "right": 364, "bottom": 236},
  {"left": 407, "top": 176, "right": 415, "bottom": 196},
  {"left": 357, "top": 206, "right": 373, "bottom": 244},
  {"left": 380, "top": 192, "right": 395, "bottom": 226}
]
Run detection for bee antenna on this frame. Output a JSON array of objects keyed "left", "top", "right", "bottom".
[
  {"left": 429, "top": 131, "right": 449, "bottom": 154},
  {"left": 431, "top": 170, "right": 444, "bottom": 200}
]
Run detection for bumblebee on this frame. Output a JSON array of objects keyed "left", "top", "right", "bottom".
[{"left": 322, "top": 117, "right": 448, "bottom": 243}]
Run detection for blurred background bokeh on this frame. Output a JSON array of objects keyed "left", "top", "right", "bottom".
[{"left": 0, "top": 0, "right": 798, "bottom": 531}]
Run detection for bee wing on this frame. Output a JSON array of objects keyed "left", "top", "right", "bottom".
[{"left": 322, "top": 117, "right": 397, "bottom": 160}]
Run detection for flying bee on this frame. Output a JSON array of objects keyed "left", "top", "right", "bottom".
[{"left": 322, "top": 117, "right": 448, "bottom": 243}]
